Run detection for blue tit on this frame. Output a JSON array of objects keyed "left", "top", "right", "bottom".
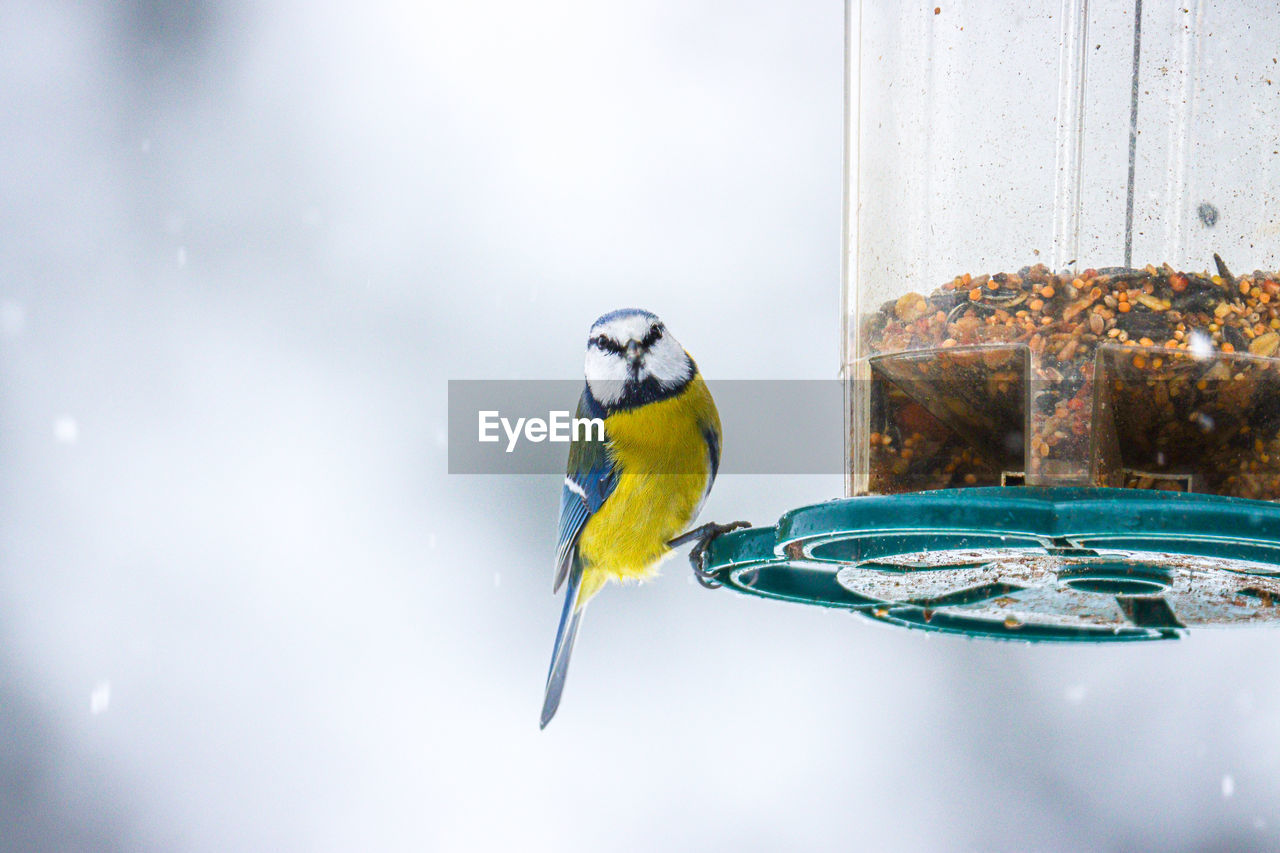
[{"left": 540, "top": 308, "right": 722, "bottom": 728}]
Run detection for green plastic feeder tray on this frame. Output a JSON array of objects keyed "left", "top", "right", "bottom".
[{"left": 702, "top": 487, "right": 1280, "bottom": 641}]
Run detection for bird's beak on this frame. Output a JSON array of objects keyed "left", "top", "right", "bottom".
[{"left": 625, "top": 341, "right": 642, "bottom": 366}]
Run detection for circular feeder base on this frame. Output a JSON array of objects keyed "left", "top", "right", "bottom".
[{"left": 703, "top": 487, "right": 1280, "bottom": 641}]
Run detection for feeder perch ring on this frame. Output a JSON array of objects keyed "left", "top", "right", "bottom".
[{"left": 701, "top": 487, "right": 1280, "bottom": 642}]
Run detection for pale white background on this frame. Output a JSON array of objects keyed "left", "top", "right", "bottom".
[{"left": 1, "top": 1, "right": 1277, "bottom": 850}]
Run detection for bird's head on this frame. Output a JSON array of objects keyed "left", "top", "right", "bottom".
[{"left": 584, "top": 308, "right": 693, "bottom": 409}]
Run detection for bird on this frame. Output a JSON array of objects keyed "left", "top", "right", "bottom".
[{"left": 541, "top": 308, "right": 724, "bottom": 728}]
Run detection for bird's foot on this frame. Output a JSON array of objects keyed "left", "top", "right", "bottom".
[{"left": 668, "top": 521, "right": 752, "bottom": 589}]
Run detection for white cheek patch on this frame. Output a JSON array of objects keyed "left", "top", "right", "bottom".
[
  {"left": 644, "top": 334, "right": 692, "bottom": 387},
  {"left": 585, "top": 348, "right": 627, "bottom": 406}
]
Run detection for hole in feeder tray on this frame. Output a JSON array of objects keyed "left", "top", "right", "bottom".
[
  {"left": 1061, "top": 575, "right": 1170, "bottom": 596},
  {"left": 1117, "top": 470, "right": 1193, "bottom": 493},
  {"left": 1237, "top": 587, "right": 1280, "bottom": 607},
  {"left": 1051, "top": 552, "right": 1174, "bottom": 589}
]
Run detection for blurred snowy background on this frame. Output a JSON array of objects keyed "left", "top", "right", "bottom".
[{"left": 2, "top": 1, "right": 1278, "bottom": 850}]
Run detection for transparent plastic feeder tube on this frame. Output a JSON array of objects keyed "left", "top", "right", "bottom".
[{"left": 844, "top": 0, "right": 1280, "bottom": 499}]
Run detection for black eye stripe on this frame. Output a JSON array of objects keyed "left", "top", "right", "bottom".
[
  {"left": 640, "top": 325, "right": 662, "bottom": 348},
  {"left": 591, "top": 335, "right": 625, "bottom": 354},
  {"left": 592, "top": 326, "right": 662, "bottom": 353}
]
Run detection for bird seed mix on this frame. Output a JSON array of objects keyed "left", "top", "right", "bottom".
[{"left": 863, "top": 259, "right": 1280, "bottom": 500}]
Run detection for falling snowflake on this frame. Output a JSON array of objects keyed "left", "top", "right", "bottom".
[
  {"left": 54, "top": 416, "right": 78, "bottom": 444},
  {"left": 90, "top": 681, "right": 111, "bottom": 715}
]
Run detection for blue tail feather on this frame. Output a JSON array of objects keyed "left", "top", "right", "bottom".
[{"left": 540, "top": 564, "right": 584, "bottom": 729}]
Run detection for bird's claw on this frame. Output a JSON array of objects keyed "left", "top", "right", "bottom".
[{"left": 668, "top": 521, "right": 752, "bottom": 589}]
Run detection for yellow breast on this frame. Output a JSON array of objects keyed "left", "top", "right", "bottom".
[{"left": 575, "top": 374, "right": 718, "bottom": 601}]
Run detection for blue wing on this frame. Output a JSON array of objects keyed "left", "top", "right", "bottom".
[
  {"left": 554, "top": 387, "right": 616, "bottom": 593},
  {"left": 703, "top": 422, "right": 721, "bottom": 486},
  {"left": 543, "top": 386, "right": 615, "bottom": 727},
  {"left": 691, "top": 418, "right": 721, "bottom": 518}
]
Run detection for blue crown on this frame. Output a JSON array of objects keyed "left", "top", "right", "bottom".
[{"left": 591, "top": 308, "right": 658, "bottom": 327}]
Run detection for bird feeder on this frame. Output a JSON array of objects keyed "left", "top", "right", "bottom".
[{"left": 702, "top": 0, "right": 1280, "bottom": 639}]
